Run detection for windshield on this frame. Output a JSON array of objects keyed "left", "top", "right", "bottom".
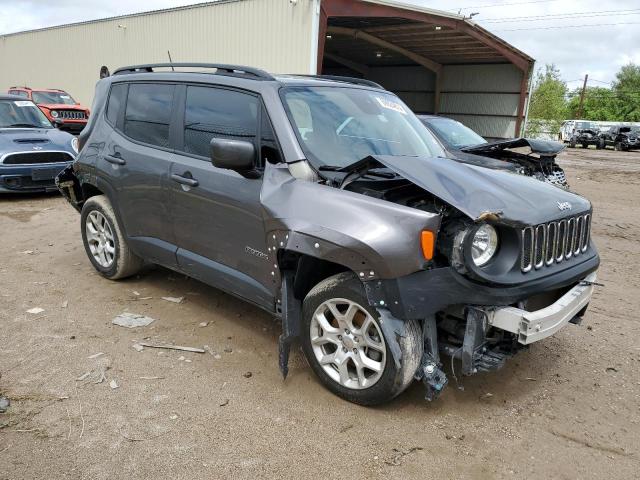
[
  {"left": 576, "top": 121, "right": 594, "bottom": 130},
  {"left": 32, "top": 91, "right": 76, "bottom": 105},
  {"left": 0, "top": 100, "right": 53, "bottom": 128},
  {"left": 423, "top": 117, "right": 486, "bottom": 148},
  {"left": 281, "top": 86, "right": 445, "bottom": 168}
]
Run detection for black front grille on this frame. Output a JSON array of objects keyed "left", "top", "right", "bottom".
[
  {"left": 58, "top": 110, "right": 86, "bottom": 120},
  {"left": 521, "top": 213, "right": 592, "bottom": 273},
  {"left": 2, "top": 151, "right": 74, "bottom": 165}
]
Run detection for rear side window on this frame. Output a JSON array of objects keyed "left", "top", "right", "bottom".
[
  {"left": 124, "top": 84, "right": 175, "bottom": 148},
  {"left": 106, "top": 84, "right": 127, "bottom": 126},
  {"left": 183, "top": 86, "right": 258, "bottom": 157},
  {"left": 9, "top": 90, "right": 28, "bottom": 98}
]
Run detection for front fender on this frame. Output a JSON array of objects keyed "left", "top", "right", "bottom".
[{"left": 261, "top": 163, "right": 440, "bottom": 280}]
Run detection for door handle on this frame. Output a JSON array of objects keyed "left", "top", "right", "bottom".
[
  {"left": 171, "top": 173, "right": 199, "bottom": 187},
  {"left": 105, "top": 154, "right": 126, "bottom": 165}
]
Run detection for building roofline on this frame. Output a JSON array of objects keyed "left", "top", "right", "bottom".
[{"left": 0, "top": 0, "right": 243, "bottom": 38}]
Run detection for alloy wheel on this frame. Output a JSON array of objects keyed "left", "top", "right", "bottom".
[{"left": 85, "top": 210, "right": 116, "bottom": 268}]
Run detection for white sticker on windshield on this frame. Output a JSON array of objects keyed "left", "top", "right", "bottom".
[
  {"left": 375, "top": 96, "right": 407, "bottom": 115},
  {"left": 14, "top": 101, "right": 33, "bottom": 107},
  {"left": 60, "top": 95, "right": 71, "bottom": 99}
]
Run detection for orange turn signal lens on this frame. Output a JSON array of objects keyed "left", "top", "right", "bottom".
[{"left": 421, "top": 230, "right": 435, "bottom": 260}]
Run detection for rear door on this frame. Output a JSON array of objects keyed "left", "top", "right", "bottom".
[
  {"left": 96, "top": 82, "right": 179, "bottom": 267},
  {"left": 169, "top": 84, "right": 273, "bottom": 308}
]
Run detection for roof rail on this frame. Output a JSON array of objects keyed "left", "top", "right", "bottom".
[
  {"left": 293, "top": 75, "right": 384, "bottom": 89},
  {"left": 112, "top": 63, "right": 275, "bottom": 80}
]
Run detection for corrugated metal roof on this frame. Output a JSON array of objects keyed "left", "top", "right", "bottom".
[{"left": 0, "top": 0, "right": 244, "bottom": 37}]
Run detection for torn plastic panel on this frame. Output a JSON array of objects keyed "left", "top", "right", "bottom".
[{"left": 462, "top": 138, "right": 565, "bottom": 157}]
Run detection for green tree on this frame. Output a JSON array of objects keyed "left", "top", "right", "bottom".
[
  {"left": 611, "top": 63, "right": 640, "bottom": 121},
  {"left": 567, "top": 86, "right": 618, "bottom": 121},
  {"left": 526, "top": 64, "right": 568, "bottom": 136}
]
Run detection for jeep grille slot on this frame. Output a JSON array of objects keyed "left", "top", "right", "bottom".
[
  {"left": 521, "top": 213, "right": 591, "bottom": 273},
  {"left": 58, "top": 110, "right": 87, "bottom": 120}
]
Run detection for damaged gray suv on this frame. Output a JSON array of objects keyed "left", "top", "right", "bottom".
[{"left": 57, "top": 63, "right": 599, "bottom": 405}]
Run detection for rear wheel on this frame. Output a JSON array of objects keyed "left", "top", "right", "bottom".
[
  {"left": 582, "top": 142, "right": 589, "bottom": 149},
  {"left": 569, "top": 138, "right": 576, "bottom": 148},
  {"left": 80, "top": 195, "right": 143, "bottom": 279},
  {"left": 301, "top": 272, "right": 422, "bottom": 405},
  {"left": 615, "top": 141, "right": 623, "bottom": 151}
]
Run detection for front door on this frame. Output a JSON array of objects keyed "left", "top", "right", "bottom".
[{"left": 169, "top": 84, "right": 273, "bottom": 308}]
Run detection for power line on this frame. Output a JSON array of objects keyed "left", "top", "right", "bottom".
[
  {"left": 449, "top": 0, "right": 561, "bottom": 11},
  {"left": 481, "top": 9, "right": 640, "bottom": 23},
  {"left": 495, "top": 21, "right": 640, "bottom": 31}
]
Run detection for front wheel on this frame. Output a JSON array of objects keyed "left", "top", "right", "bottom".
[
  {"left": 80, "top": 195, "right": 143, "bottom": 279},
  {"left": 569, "top": 138, "right": 576, "bottom": 148},
  {"left": 301, "top": 272, "right": 423, "bottom": 405}
]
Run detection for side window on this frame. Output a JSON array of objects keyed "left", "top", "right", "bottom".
[
  {"left": 183, "top": 86, "right": 258, "bottom": 158},
  {"left": 106, "top": 83, "right": 127, "bottom": 126},
  {"left": 124, "top": 84, "right": 174, "bottom": 148},
  {"left": 9, "top": 90, "right": 28, "bottom": 98}
]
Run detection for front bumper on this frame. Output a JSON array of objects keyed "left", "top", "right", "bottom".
[
  {"left": 0, "top": 163, "right": 72, "bottom": 192},
  {"left": 484, "top": 272, "right": 596, "bottom": 344}
]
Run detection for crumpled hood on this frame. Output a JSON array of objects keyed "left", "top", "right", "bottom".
[
  {"left": 462, "top": 138, "right": 564, "bottom": 157},
  {"left": 371, "top": 154, "right": 591, "bottom": 225},
  {"left": 0, "top": 127, "right": 76, "bottom": 155}
]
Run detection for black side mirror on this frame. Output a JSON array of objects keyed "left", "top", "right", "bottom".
[{"left": 210, "top": 138, "right": 255, "bottom": 172}]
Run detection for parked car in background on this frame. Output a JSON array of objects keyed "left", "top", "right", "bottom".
[
  {"left": 599, "top": 125, "right": 640, "bottom": 151},
  {"left": 0, "top": 95, "right": 77, "bottom": 192},
  {"left": 7, "top": 87, "right": 90, "bottom": 134},
  {"left": 568, "top": 121, "right": 602, "bottom": 149},
  {"left": 418, "top": 115, "right": 569, "bottom": 189},
  {"left": 57, "top": 64, "right": 599, "bottom": 405}
]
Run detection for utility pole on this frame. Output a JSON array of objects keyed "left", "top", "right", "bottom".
[{"left": 577, "top": 73, "right": 588, "bottom": 119}]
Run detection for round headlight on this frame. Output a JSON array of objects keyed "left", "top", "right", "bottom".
[
  {"left": 51, "top": 110, "right": 59, "bottom": 118},
  {"left": 471, "top": 224, "right": 498, "bottom": 267},
  {"left": 71, "top": 137, "right": 79, "bottom": 154}
]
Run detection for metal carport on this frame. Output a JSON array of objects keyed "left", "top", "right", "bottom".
[{"left": 316, "top": 0, "right": 535, "bottom": 139}]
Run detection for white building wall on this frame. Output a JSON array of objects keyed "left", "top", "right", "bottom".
[{"left": 0, "top": 0, "right": 314, "bottom": 106}]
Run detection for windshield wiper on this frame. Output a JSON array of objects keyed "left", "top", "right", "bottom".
[{"left": 6, "top": 123, "right": 42, "bottom": 128}]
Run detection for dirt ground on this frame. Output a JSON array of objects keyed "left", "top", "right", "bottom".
[{"left": 1, "top": 147, "right": 639, "bottom": 479}]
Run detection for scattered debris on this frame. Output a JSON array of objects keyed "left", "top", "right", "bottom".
[
  {"left": 224, "top": 347, "right": 233, "bottom": 353},
  {"left": 61, "top": 300, "right": 68, "bottom": 308},
  {"left": 606, "top": 367, "right": 618, "bottom": 373},
  {"left": 219, "top": 399, "right": 229, "bottom": 407},
  {"left": 22, "top": 250, "right": 34, "bottom": 255},
  {"left": 338, "top": 424, "right": 353, "bottom": 433},
  {"left": 109, "top": 379, "right": 119, "bottom": 389},
  {"left": 138, "top": 376, "right": 164, "bottom": 380},
  {"left": 199, "top": 322, "right": 209, "bottom": 327},
  {"left": 26, "top": 307, "right": 44, "bottom": 315},
  {"left": 161, "top": 296, "right": 185, "bottom": 304},
  {"left": 384, "top": 447, "right": 423, "bottom": 466},
  {"left": 169, "top": 414, "right": 178, "bottom": 420},
  {"left": 138, "top": 297, "right": 153, "bottom": 301},
  {"left": 185, "top": 359, "right": 192, "bottom": 363},
  {"left": 137, "top": 343, "right": 205, "bottom": 353},
  {"left": 76, "top": 372, "right": 91, "bottom": 381},
  {"left": 243, "top": 372, "right": 253, "bottom": 378},
  {"left": 480, "top": 392, "right": 494, "bottom": 400},
  {"left": 214, "top": 354, "right": 222, "bottom": 360},
  {"left": 132, "top": 291, "right": 140, "bottom": 296},
  {"left": 132, "top": 344, "right": 144, "bottom": 352},
  {"left": 525, "top": 377, "right": 537, "bottom": 381},
  {"left": 87, "top": 352, "right": 105, "bottom": 359},
  {"left": 0, "top": 396, "right": 10, "bottom": 413},
  {"left": 112, "top": 312, "right": 155, "bottom": 328},
  {"left": 178, "top": 356, "right": 185, "bottom": 361}
]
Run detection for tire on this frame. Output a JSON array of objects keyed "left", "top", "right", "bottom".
[
  {"left": 80, "top": 195, "right": 143, "bottom": 280},
  {"left": 569, "top": 138, "right": 576, "bottom": 148},
  {"left": 614, "top": 141, "right": 622, "bottom": 151},
  {"left": 582, "top": 142, "right": 588, "bottom": 149},
  {"left": 596, "top": 138, "right": 604, "bottom": 150},
  {"left": 301, "top": 272, "right": 423, "bottom": 405}
]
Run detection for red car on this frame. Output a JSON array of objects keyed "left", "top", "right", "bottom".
[{"left": 7, "top": 87, "right": 89, "bottom": 134}]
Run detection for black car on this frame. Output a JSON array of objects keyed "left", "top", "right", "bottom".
[
  {"left": 0, "top": 94, "right": 77, "bottom": 192},
  {"left": 418, "top": 115, "right": 569, "bottom": 189},
  {"left": 568, "top": 121, "right": 601, "bottom": 149},
  {"left": 57, "top": 63, "right": 598, "bottom": 405},
  {"left": 598, "top": 125, "right": 640, "bottom": 151}
]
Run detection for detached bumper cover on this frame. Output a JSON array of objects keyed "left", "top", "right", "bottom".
[{"left": 485, "top": 272, "right": 596, "bottom": 344}]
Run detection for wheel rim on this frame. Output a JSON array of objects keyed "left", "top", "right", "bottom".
[
  {"left": 310, "top": 298, "right": 386, "bottom": 390},
  {"left": 85, "top": 210, "right": 116, "bottom": 268}
]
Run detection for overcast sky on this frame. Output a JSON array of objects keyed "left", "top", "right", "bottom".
[{"left": 1, "top": 0, "right": 639, "bottom": 88}]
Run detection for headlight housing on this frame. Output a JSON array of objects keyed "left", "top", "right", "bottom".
[
  {"left": 470, "top": 224, "right": 498, "bottom": 266},
  {"left": 50, "top": 110, "right": 59, "bottom": 118},
  {"left": 71, "top": 137, "right": 79, "bottom": 154}
]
